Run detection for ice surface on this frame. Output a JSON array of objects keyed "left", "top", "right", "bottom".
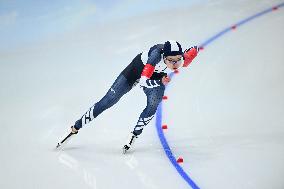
[{"left": 1, "top": 0, "right": 284, "bottom": 189}]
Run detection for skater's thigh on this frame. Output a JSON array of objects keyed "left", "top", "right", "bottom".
[
  {"left": 99, "top": 74, "right": 132, "bottom": 106},
  {"left": 143, "top": 85, "right": 165, "bottom": 97},
  {"left": 109, "top": 74, "right": 132, "bottom": 96},
  {"left": 143, "top": 85, "right": 165, "bottom": 105}
]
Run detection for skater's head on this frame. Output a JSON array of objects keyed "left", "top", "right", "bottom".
[
  {"left": 164, "top": 54, "right": 183, "bottom": 70},
  {"left": 163, "top": 40, "right": 183, "bottom": 70}
]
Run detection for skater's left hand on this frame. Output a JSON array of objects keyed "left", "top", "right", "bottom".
[
  {"left": 183, "top": 46, "right": 199, "bottom": 67},
  {"left": 162, "top": 75, "right": 171, "bottom": 85}
]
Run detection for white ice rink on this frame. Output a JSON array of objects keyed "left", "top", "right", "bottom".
[{"left": 1, "top": 1, "right": 284, "bottom": 189}]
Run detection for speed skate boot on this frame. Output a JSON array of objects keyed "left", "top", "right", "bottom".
[
  {"left": 122, "top": 132, "right": 138, "bottom": 154},
  {"left": 56, "top": 126, "right": 79, "bottom": 149}
]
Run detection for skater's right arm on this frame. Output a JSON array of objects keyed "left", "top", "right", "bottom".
[{"left": 139, "top": 48, "right": 163, "bottom": 88}]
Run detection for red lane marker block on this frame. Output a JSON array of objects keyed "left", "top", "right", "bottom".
[
  {"left": 174, "top": 69, "right": 179, "bottom": 74},
  {"left": 177, "top": 157, "right": 184, "bottom": 163},
  {"left": 231, "top": 25, "right": 237, "bottom": 30},
  {"left": 273, "top": 6, "right": 278, "bottom": 11},
  {"left": 162, "top": 96, "right": 168, "bottom": 100},
  {"left": 162, "top": 125, "right": 168, "bottom": 130}
]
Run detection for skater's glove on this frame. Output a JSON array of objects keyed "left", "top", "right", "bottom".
[
  {"left": 139, "top": 63, "right": 162, "bottom": 88},
  {"left": 183, "top": 46, "right": 199, "bottom": 67},
  {"left": 139, "top": 76, "right": 162, "bottom": 88}
]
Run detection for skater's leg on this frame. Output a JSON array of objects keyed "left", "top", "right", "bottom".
[
  {"left": 133, "top": 85, "right": 165, "bottom": 135},
  {"left": 122, "top": 85, "right": 165, "bottom": 153},
  {"left": 74, "top": 74, "right": 132, "bottom": 130}
]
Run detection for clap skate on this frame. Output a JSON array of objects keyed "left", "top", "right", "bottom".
[
  {"left": 123, "top": 132, "right": 138, "bottom": 154},
  {"left": 56, "top": 126, "right": 78, "bottom": 149}
]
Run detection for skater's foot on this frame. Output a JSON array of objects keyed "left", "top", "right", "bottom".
[
  {"left": 123, "top": 132, "right": 138, "bottom": 154},
  {"left": 56, "top": 126, "right": 78, "bottom": 149},
  {"left": 71, "top": 126, "right": 79, "bottom": 134}
]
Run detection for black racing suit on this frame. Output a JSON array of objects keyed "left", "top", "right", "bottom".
[{"left": 74, "top": 44, "right": 168, "bottom": 135}]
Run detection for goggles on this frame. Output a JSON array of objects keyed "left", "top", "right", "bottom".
[{"left": 165, "top": 58, "right": 183, "bottom": 64}]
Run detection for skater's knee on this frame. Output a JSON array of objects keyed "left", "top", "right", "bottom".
[
  {"left": 99, "top": 91, "right": 121, "bottom": 109},
  {"left": 145, "top": 100, "right": 161, "bottom": 115}
]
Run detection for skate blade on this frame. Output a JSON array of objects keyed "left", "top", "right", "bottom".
[
  {"left": 122, "top": 148, "right": 127, "bottom": 154},
  {"left": 122, "top": 145, "right": 130, "bottom": 154},
  {"left": 56, "top": 142, "right": 63, "bottom": 149},
  {"left": 55, "top": 132, "right": 74, "bottom": 150}
]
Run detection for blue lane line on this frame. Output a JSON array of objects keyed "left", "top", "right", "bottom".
[
  {"left": 155, "top": 3, "right": 283, "bottom": 189},
  {"left": 156, "top": 103, "right": 200, "bottom": 189},
  {"left": 199, "top": 2, "right": 284, "bottom": 48}
]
